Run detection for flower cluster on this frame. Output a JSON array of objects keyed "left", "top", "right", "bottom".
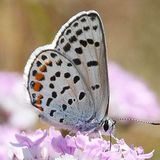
[
  {"left": 0, "top": 125, "right": 18, "bottom": 160},
  {"left": 8, "top": 127, "right": 153, "bottom": 160}
]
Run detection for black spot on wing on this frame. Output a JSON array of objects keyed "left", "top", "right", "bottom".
[
  {"left": 83, "top": 26, "right": 90, "bottom": 31},
  {"left": 30, "top": 81, "right": 35, "bottom": 89},
  {"left": 46, "top": 98, "right": 53, "bottom": 106},
  {"left": 73, "top": 22, "right": 78, "bottom": 27},
  {"left": 60, "top": 38, "right": 64, "bottom": 44},
  {"left": 87, "top": 39, "right": 94, "bottom": 45},
  {"left": 76, "top": 29, "right": 82, "bottom": 36},
  {"left": 60, "top": 118, "right": 64, "bottom": 123},
  {"left": 32, "top": 93, "right": 36, "bottom": 98},
  {"left": 49, "top": 83, "right": 54, "bottom": 89},
  {"left": 81, "top": 18, "right": 86, "bottom": 22},
  {"left": 61, "top": 86, "right": 70, "bottom": 94},
  {"left": 69, "top": 36, "right": 77, "bottom": 43},
  {"left": 52, "top": 91, "right": 57, "bottom": 98},
  {"left": 50, "top": 53, "right": 57, "bottom": 58},
  {"left": 87, "top": 61, "right": 98, "bottom": 67},
  {"left": 68, "top": 99, "right": 73, "bottom": 105},
  {"left": 50, "top": 75, "right": 56, "bottom": 81},
  {"left": 95, "top": 42, "right": 100, "bottom": 47},
  {"left": 79, "top": 92, "right": 86, "bottom": 100},
  {"left": 93, "top": 25, "right": 98, "bottom": 30},
  {"left": 73, "top": 76, "right": 80, "bottom": 84},
  {"left": 64, "top": 72, "right": 71, "bottom": 78},
  {"left": 63, "top": 43, "right": 71, "bottom": 52},
  {"left": 91, "top": 86, "right": 95, "bottom": 90},
  {"left": 41, "top": 55, "right": 47, "bottom": 60},
  {"left": 91, "top": 84, "right": 100, "bottom": 90},
  {"left": 36, "top": 61, "right": 42, "bottom": 67},
  {"left": 31, "top": 99, "right": 36, "bottom": 105},
  {"left": 75, "top": 47, "right": 83, "bottom": 54},
  {"left": 50, "top": 110, "right": 56, "bottom": 117},
  {"left": 32, "top": 70, "right": 37, "bottom": 76},
  {"left": 67, "top": 63, "right": 72, "bottom": 67},
  {"left": 89, "top": 13, "right": 96, "bottom": 21},
  {"left": 80, "top": 40, "right": 87, "bottom": 47},
  {"left": 73, "top": 58, "right": 81, "bottom": 65},
  {"left": 95, "top": 84, "right": 100, "bottom": 89},
  {"left": 62, "top": 104, "right": 67, "bottom": 111},
  {"left": 55, "top": 71, "right": 61, "bottom": 77},
  {"left": 66, "top": 29, "right": 71, "bottom": 35}
]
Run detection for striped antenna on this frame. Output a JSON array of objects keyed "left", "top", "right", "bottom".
[{"left": 113, "top": 117, "right": 160, "bottom": 125}]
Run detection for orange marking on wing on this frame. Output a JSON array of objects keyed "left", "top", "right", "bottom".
[
  {"left": 35, "top": 104, "right": 44, "bottom": 111},
  {"left": 39, "top": 65, "right": 47, "bottom": 72},
  {"left": 45, "top": 60, "right": 52, "bottom": 66},
  {"left": 36, "top": 97, "right": 41, "bottom": 104},
  {"left": 35, "top": 73, "right": 44, "bottom": 81},
  {"left": 34, "top": 82, "right": 43, "bottom": 91},
  {"left": 37, "top": 94, "right": 43, "bottom": 99}
]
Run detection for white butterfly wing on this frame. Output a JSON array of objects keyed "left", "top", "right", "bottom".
[
  {"left": 24, "top": 49, "right": 94, "bottom": 129},
  {"left": 52, "top": 10, "right": 109, "bottom": 120}
]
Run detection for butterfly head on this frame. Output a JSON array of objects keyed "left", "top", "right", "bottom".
[{"left": 101, "top": 117, "right": 116, "bottom": 135}]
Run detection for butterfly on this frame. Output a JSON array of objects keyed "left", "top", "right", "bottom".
[{"left": 24, "top": 10, "right": 115, "bottom": 134}]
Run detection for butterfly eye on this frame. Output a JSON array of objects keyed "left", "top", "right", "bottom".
[{"left": 103, "top": 120, "right": 109, "bottom": 132}]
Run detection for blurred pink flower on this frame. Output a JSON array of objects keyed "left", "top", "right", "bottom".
[
  {"left": 0, "top": 72, "right": 38, "bottom": 129},
  {"left": 108, "top": 62, "right": 160, "bottom": 122},
  {"left": 10, "top": 127, "right": 154, "bottom": 160},
  {"left": 50, "top": 128, "right": 75, "bottom": 155},
  {"left": 0, "top": 125, "right": 19, "bottom": 160},
  {"left": 11, "top": 129, "right": 48, "bottom": 159}
]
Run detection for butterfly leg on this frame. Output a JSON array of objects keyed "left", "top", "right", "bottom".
[
  {"left": 98, "top": 130, "right": 103, "bottom": 139},
  {"left": 109, "top": 133, "right": 112, "bottom": 150}
]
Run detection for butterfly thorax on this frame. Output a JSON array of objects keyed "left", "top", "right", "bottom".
[
  {"left": 100, "top": 117, "right": 116, "bottom": 135},
  {"left": 75, "top": 116, "right": 115, "bottom": 134}
]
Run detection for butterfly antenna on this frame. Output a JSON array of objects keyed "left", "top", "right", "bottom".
[{"left": 114, "top": 117, "right": 160, "bottom": 125}]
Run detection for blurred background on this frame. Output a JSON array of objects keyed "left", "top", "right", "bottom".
[{"left": 0, "top": 0, "right": 160, "bottom": 159}]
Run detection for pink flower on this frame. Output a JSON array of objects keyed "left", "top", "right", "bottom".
[
  {"left": 0, "top": 125, "right": 19, "bottom": 160},
  {"left": 50, "top": 128, "right": 76, "bottom": 154},
  {"left": 11, "top": 129, "right": 47, "bottom": 159},
  {"left": 9, "top": 127, "right": 154, "bottom": 159},
  {"left": 0, "top": 72, "right": 38, "bottom": 129}
]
